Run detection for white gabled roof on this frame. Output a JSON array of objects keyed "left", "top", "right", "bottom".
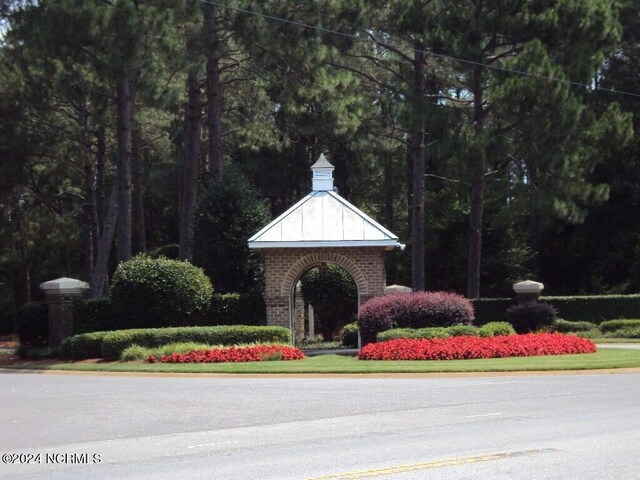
[{"left": 248, "top": 189, "right": 400, "bottom": 249}]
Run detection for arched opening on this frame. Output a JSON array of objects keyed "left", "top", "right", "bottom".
[{"left": 290, "top": 263, "right": 358, "bottom": 346}]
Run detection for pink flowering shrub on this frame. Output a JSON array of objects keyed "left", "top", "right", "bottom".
[
  {"left": 358, "top": 292, "right": 475, "bottom": 344},
  {"left": 358, "top": 333, "right": 596, "bottom": 361},
  {"left": 148, "top": 344, "right": 304, "bottom": 363}
]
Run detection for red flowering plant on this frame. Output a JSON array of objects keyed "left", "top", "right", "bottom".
[
  {"left": 358, "top": 333, "right": 596, "bottom": 361},
  {"left": 148, "top": 345, "right": 304, "bottom": 363}
]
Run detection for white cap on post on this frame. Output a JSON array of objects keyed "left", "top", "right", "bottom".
[{"left": 40, "top": 277, "right": 89, "bottom": 296}]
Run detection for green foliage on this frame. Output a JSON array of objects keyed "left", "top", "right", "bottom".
[
  {"left": 599, "top": 319, "right": 640, "bottom": 333},
  {"left": 100, "top": 325, "right": 290, "bottom": 361},
  {"left": 540, "top": 295, "right": 640, "bottom": 323},
  {"left": 59, "top": 331, "right": 111, "bottom": 360},
  {"left": 555, "top": 319, "right": 597, "bottom": 333},
  {"left": 376, "top": 327, "right": 450, "bottom": 342},
  {"left": 478, "top": 322, "right": 517, "bottom": 337},
  {"left": 605, "top": 327, "right": 640, "bottom": 339},
  {"left": 300, "top": 265, "right": 358, "bottom": 340},
  {"left": 193, "top": 168, "right": 270, "bottom": 293},
  {"left": 73, "top": 298, "right": 118, "bottom": 334},
  {"left": 447, "top": 325, "right": 481, "bottom": 337},
  {"left": 15, "top": 301, "right": 48, "bottom": 348},
  {"left": 339, "top": 322, "right": 359, "bottom": 347},
  {"left": 17, "top": 345, "right": 60, "bottom": 360},
  {"left": 204, "top": 293, "right": 266, "bottom": 326},
  {"left": 506, "top": 302, "right": 558, "bottom": 334},
  {"left": 110, "top": 255, "right": 213, "bottom": 329},
  {"left": 121, "top": 342, "right": 221, "bottom": 362}
]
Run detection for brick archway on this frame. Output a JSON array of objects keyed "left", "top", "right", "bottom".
[{"left": 261, "top": 247, "right": 387, "bottom": 333}]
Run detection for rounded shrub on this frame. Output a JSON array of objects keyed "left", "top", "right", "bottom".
[
  {"left": 357, "top": 292, "right": 474, "bottom": 344},
  {"left": 447, "top": 325, "right": 480, "bottom": 337},
  {"left": 15, "top": 301, "right": 49, "bottom": 348},
  {"left": 110, "top": 255, "right": 213, "bottom": 328},
  {"left": 505, "top": 301, "right": 558, "bottom": 334},
  {"left": 599, "top": 319, "right": 640, "bottom": 333},
  {"left": 339, "top": 322, "right": 359, "bottom": 347},
  {"left": 478, "top": 321, "right": 516, "bottom": 337}
]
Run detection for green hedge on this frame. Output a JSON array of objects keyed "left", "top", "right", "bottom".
[
  {"left": 73, "top": 298, "right": 119, "bottom": 334},
  {"left": 555, "top": 319, "right": 597, "bottom": 333},
  {"left": 100, "top": 325, "right": 290, "bottom": 361},
  {"left": 376, "top": 322, "right": 516, "bottom": 342},
  {"left": 204, "top": 293, "right": 266, "bottom": 326},
  {"left": 599, "top": 319, "right": 640, "bottom": 333},
  {"left": 59, "top": 331, "right": 111, "bottom": 360},
  {"left": 473, "top": 295, "right": 640, "bottom": 324}
]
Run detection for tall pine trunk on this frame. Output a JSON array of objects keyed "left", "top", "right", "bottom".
[
  {"left": 90, "top": 182, "right": 118, "bottom": 297},
  {"left": 81, "top": 105, "right": 98, "bottom": 281},
  {"left": 466, "top": 66, "right": 485, "bottom": 299},
  {"left": 203, "top": 2, "right": 223, "bottom": 184},
  {"left": 132, "top": 129, "right": 146, "bottom": 253},
  {"left": 116, "top": 71, "right": 135, "bottom": 263},
  {"left": 179, "top": 34, "right": 203, "bottom": 261},
  {"left": 410, "top": 46, "right": 426, "bottom": 291}
]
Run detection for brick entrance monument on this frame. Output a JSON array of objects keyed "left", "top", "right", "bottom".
[{"left": 248, "top": 154, "right": 403, "bottom": 338}]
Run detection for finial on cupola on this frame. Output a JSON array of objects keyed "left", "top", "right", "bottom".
[{"left": 311, "top": 153, "right": 334, "bottom": 191}]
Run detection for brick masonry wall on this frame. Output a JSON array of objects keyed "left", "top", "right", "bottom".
[{"left": 259, "top": 247, "right": 388, "bottom": 328}]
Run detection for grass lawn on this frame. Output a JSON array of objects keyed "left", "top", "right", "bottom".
[{"left": 2, "top": 348, "right": 640, "bottom": 374}]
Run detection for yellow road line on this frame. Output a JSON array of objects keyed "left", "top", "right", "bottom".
[{"left": 305, "top": 448, "right": 558, "bottom": 480}]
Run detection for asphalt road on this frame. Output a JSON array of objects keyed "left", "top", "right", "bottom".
[{"left": 1, "top": 370, "right": 639, "bottom": 479}]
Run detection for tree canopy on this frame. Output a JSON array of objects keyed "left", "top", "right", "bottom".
[{"left": 1, "top": 0, "right": 638, "bottom": 320}]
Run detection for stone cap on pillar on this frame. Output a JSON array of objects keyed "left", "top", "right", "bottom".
[
  {"left": 513, "top": 280, "right": 544, "bottom": 295},
  {"left": 40, "top": 277, "right": 89, "bottom": 296},
  {"left": 385, "top": 284, "right": 412, "bottom": 294}
]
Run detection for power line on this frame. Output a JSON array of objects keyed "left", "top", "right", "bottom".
[{"left": 199, "top": 0, "right": 640, "bottom": 101}]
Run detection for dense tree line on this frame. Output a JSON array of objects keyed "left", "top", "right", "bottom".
[{"left": 1, "top": 0, "right": 639, "bottom": 322}]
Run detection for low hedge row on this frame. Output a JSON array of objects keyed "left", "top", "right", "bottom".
[
  {"left": 473, "top": 295, "right": 640, "bottom": 324},
  {"left": 599, "top": 319, "right": 640, "bottom": 333},
  {"left": 376, "top": 322, "right": 516, "bottom": 342},
  {"left": 60, "top": 325, "right": 291, "bottom": 360}
]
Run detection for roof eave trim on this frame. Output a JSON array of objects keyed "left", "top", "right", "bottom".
[{"left": 248, "top": 240, "right": 402, "bottom": 249}]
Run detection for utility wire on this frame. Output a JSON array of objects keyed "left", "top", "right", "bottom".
[{"left": 199, "top": 0, "right": 640, "bottom": 101}]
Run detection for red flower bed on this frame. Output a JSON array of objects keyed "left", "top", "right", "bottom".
[
  {"left": 358, "top": 333, "right": 597, "bottom": 361},
  {"left": 148, "top": 345, "right": 304, "bottom": 363}
]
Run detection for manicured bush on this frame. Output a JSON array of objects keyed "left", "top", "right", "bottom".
[
  {"left": 100, "top": 325, "right": 290, "bottom": 361},
  {"left": 15, "top": 301, "right": 49, "bottom": 348},
  {"left": 599, "top": 319, "right": 640, "bottom": 333},
  {"left": 110, "top": 255, "right": 213, "bottom": 329},
  {"left": 359, "top": 333, "right": 597, "bottom": 361},
  {"left": 204, "top": 293, "right": 266, "bottom": 326},
  {"left": 605, "top": 327, "right": 640, "bottom": 339},
  {"left": 447, "top": 325, "right": 481, "bottom": 337},
  {"left": 73, "top": 298, "right": 119, "bottom": 334},
  {"left": 478, "top": 322, "right": 516, "bottom": 337},
  {"left": 358, "top": 292, "right": 475, "bottom": 344},
  {"left": 555, "top": 319, "right": 597, "bottom": 333},
  {"left": 376, "top": 327, "right": 450, "bottom": 342},
  {"left": 148, "top": 344, "right": 304, "bottom": 363},
  {"left": 506, "top": 302, "right": 557, "bottom": 334},
  {"left": 339, "top": 322, "right": 359, "bottom": 347},
  {"left": 300, "top": 265, "right": 358, "bottom": 340},
  {"left": 59, "top": 331, "right": 111, "bottom": 360}
]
